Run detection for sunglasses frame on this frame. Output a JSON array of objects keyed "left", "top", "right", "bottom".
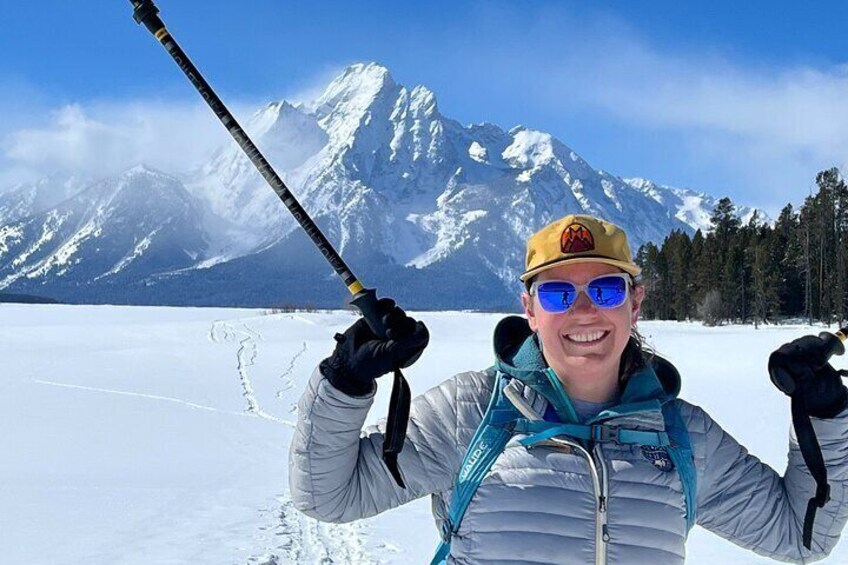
[{"left": 528, "top": 272, "right": 632, "bottom": 313}]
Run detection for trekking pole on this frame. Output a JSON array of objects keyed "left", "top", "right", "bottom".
[
  {"left": 128, "top": 0, "right": 412, "bottom": 488},
  {"left": 769, "top": 325, "right": 847, "bottom": 549}
]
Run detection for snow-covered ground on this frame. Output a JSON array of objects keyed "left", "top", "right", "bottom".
[{"left": 1, "top": 303, "right": 846, "bottom": 564}]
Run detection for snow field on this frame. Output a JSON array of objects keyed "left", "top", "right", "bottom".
[{"left": 1, "top": 304, "right": 846, "bottom": 564}]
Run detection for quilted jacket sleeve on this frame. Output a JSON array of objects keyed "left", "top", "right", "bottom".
[
  {"left": 288, "top": 366, "right": 491, "bottom": 523},
  {"left": 687, "top": 401, "right": 848, "bottom": 563}
]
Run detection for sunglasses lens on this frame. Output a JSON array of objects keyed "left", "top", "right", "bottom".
[
  {"left": 537, "top": 281, "right": 577, "bottom": 313},
  {"left": 587, "top": 275, "right": 628, "bottom": 308}
]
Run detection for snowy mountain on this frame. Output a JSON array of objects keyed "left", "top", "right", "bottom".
[
  {"left": 0, "top": 173, "right": 90, "bottom": 226},
  {"left": 0, "top": 166, "right": 207, "bottom": 302},
  {"left": 624, "top": 177, "right": 771, "bottom": 232},
  {"left": 0, "top": 63, "right": 766, "bottom": 308}
]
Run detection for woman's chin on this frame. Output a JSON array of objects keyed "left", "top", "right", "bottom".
[{"left": 555, "top": 358, "right": 616, "bottom": 381}]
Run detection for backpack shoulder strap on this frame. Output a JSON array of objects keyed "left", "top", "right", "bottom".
[
  {"left": 432, "top": 371, "right": 518, "bottom": 565},
  {"left": 662, "top": 401, "right": 698, "bottom": 532}
]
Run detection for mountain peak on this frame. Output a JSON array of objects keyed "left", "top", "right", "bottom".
[
  {"left": 124, "top": 164, "right": 167, "bottom": 178},
  {"left": 313, "top": 63, "right": 396, "bottom": 117}
]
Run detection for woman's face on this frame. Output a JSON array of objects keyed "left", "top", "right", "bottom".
[{"left": 521, "top": 262, "right": 644, "bottom": 396}]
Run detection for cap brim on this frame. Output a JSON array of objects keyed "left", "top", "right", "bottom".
[{"left": 520, "top": 257, "right": 642, "bottom": 282}]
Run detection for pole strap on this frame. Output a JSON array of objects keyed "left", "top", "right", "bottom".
[
  {"left": 791, "top": 394, "right": 830, "bottom": 550},
  {"left": 383, "top": 369, "right": 411, "bottom": 487}
]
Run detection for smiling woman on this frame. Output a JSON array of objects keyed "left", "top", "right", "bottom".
[
  {"left": 289, "top": 213, "right": 848, "bottom": 564},
  {"left": 520, "top": 216, "right": 646, "bottom": 404}
]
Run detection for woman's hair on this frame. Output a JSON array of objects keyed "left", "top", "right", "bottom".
[{"left": 618, "top": 281, "right": 654, "bottom": 387}]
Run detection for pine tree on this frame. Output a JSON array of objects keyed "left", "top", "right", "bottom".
[
  {"left": 773, "top": 204, "right": 804, "bottom": 317},
  {"left": 833, "top": 174, "right": 848, "bottom": 324},
  {"left": 636, "top": 243, "right": 661, "bottom": 319},
  {"left": 751, "top": 225, "right": 780, "bottom": 327},
  {"left": 710, "top": 197, "right": 742, "bottom": 322},
  {"left": 800, "top": 195, "right": 816, "bottom": 324},
  {"left": 690, "top": 229, "right": 706, "bottom": 307},
  {"left": 816, "top": 169, "right": 839, "bottom": 324},
  {"left": 663, "top": 230, "right": 693, "bottom": 320}
]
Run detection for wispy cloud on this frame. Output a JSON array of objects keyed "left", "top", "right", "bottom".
[
  {"left": 1, "top": 100, "right": 233, "bottom": 184},
  {"left": 0, "top": 68, "right": 340, "bottom": 188},
  {"left": 571, "top": 37, "right": 848, "bottom": 166}
]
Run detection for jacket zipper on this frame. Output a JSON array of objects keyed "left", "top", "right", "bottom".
[
  {"left": 544, "top": 437, "right": 608, "bottom": 565},
  {"left": 593, "top": 443, "right": 610, "bottom": 562}
]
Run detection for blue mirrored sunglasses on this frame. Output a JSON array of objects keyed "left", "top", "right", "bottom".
[{"left": 530, "top": 273, "right": 631, "bottom": 314}]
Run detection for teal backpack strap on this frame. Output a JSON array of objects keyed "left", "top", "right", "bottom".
[
  {"left": 662, "top": 401, "right": 698, "bottom": 532},
  {"left": 513, "top": 420, "right": 670, "bottom": 447},
  {"left": 432, "top": 372, "right": 518, "bottom": 565}
]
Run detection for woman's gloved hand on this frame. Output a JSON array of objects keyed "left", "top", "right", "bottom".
[
  {"left": 320, "top": 298, "right": 429, "bottom": 396},
  {"left": 769, "top": 335, "right": 848, "bottom": 418}
]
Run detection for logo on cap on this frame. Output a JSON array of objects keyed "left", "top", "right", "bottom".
[{"left": 560, "top": 222, "right": 595, "bottom": 254}]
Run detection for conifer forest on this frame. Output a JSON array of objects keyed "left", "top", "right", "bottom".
[{"left": 636, "top": 168, "right": 848, "bottom": 327}]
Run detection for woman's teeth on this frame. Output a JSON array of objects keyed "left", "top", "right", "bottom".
[{"left": 566, "top": 330, "right": 607, "bottom": 344}]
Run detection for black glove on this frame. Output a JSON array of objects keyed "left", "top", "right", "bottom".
[
  {"left": 320, "top": 298, "right": 429, "bottom": 397},
  {"left": 769, "top": 335, "right": 848, "bottom": 418}
]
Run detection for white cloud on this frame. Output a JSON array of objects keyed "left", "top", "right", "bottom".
[
  {"left": 524, "top": 19, "right": 848, "bottom": 209},
  {"left": 1, "top": 100, "right": 236, "bottom": 182},
  {"left": 574, "top": 45, "right": 848, "bottom": 163},
  {"left": 0, "top": 67, "right": 343, "bottom": 190}
]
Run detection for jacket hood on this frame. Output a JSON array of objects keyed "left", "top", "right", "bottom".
[{"left": 492, "top": 315, "right": 681, "bottom": 408}]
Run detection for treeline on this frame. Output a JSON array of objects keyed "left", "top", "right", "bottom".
[{"left": 636, "top": 167, "right": 848, "bottom": 326}]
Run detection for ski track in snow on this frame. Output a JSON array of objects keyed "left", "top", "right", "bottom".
[
  {"left": 31, "top": 378, "right": 252, "bottom": 418},
  {"left": 246, "top": 493, "right": 373, "bottom": 565},
  {"left": 277, "top": 341, "right": 308, "bottom": 414},
  {"left": 208, "top": 322, "right": 378, "bottom": 564},
  {"left": 210, "top": 320, "right": 293, "bottom": 426}
]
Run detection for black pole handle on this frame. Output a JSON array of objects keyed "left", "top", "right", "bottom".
[
  {"left": 818, "top": 328, "right": 847, "bottom": 359},
  {"left": 770, "top": 327, "right": 848, "bottom": 395},
  {"left": 349, "top": 288, "right": 388, "bottom": 339}
]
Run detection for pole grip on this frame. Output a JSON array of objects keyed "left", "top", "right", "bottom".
[
  {"left": 819, "top": 330, "right": 846, "bottom": 360},
  {"left": 349, "top": 288, "right": 388, "bottom": 340}
]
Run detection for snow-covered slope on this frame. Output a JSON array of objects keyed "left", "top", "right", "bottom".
[
  {"left": 2, "top": 304, "right": 846, "bottom": 564},
  {"left": 0, "top": 63, "right": 767, "bottom": 308}
]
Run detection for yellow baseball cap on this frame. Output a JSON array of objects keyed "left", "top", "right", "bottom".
[{"left": 520, "top": 214, "right": 641, "bottom": 282}]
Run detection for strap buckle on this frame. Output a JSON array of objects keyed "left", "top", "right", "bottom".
[{"left": 592, "top": 425, "right": 620, "bottom": 444}]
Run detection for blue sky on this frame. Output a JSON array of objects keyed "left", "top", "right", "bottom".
[{"left": 4, "top": 1, "right": 848, "bottom": 215}]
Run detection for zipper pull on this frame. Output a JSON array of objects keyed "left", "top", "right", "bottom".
[
  {"left": 598, "top": 496, "right": 607, "bottom": 513},
  {"left": 602, "top": 524, "right": 611, "bottom": 543}
]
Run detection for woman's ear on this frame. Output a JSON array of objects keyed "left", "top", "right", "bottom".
[
  {"left": 521, "top": 291, "right": 539, "bottom": 332},
  {"left": 631, "top": 284, "right": 645, "bottom": 325}
]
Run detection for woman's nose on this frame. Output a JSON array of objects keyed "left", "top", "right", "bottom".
[{"left": 568, "top": 290, "right": 597, "bottom": 314}]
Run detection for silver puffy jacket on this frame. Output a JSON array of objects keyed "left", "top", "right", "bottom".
[{"left": 289, "top": 317, "right": 848, "bottom": 564}]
